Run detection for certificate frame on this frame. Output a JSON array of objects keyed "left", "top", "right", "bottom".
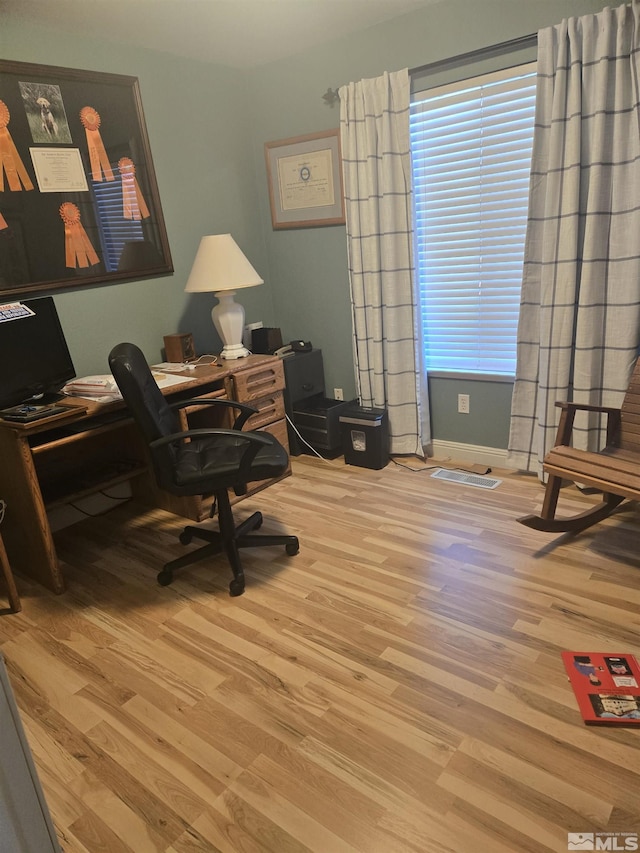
[
  {"left": 264, "top": 129, "right": 345, "bottom": 229},
  {"left": 0, "top": 59, "right": 172, "bottom": 299}
]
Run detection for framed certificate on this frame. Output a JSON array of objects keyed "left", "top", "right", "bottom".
[{"left": 264, "top": 129, "right": 345, "bottom": 229}]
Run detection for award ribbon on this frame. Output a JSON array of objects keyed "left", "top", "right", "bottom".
[
  {"left": 118, "top": 157, "right": 150, "bottom": 220},
  {"left": 0, "top": 101, "right": 34, "bottom": 192},
  {"left": 79, "top": 106, "right": 114, "bottom": 182},
  {"left": 59, "top": 202, "right": 100, "bottom": 269}
]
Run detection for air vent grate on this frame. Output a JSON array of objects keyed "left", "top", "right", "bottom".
[{"left": 431, "top": 468, "right": 502, "bottom": 489}]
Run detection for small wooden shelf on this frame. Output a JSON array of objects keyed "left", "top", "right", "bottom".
[
  {"left": 42, "top": 461, "right": 146, "bottom": 509},
  {"left": 30, "top": 418, "right": 134, "bottom": 452}
]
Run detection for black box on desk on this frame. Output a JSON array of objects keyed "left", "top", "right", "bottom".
[
  {"left": 293, "top": 396, "right": 351, "bottom": 455},
  {"left": 252, "top": 327, "right": 282, "bottom": 354},
  {"left": 339, "top": 405, "right": 389, "bottom": 469}
]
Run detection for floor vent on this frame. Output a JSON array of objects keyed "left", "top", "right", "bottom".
[{"left": 431, "top": 468, "right": 502, "bottom": 490}]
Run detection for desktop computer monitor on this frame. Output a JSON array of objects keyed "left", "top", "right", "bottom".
[{"left": 0, "top": 296, "right": 76, "bottom": 410}]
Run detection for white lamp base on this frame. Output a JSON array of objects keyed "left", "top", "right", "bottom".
[{"left": 212, "top": 290, "right": 250, "bottom": 359}]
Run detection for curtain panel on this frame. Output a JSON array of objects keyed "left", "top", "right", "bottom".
[
  {"left": 339, "top": 69, "right": 428, "bottom": 456},
  {"left": 508, "top": 3, "right": 640, "bottom": 475}
]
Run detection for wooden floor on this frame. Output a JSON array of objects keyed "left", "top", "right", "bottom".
[{"left": 1, "top": 454, "right": 640, "bottom": 853}]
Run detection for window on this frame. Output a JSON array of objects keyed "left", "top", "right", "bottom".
[{"left": 410, "top": 63, "right": 536, "bottom": 376}]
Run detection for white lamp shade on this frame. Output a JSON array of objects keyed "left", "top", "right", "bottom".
[{"left": 185, "top": 234, "right": 263, "bottom": 292}]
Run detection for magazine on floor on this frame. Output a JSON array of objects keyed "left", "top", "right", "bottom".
[{"left": 562, "top": 651, "right": 640, "bottom": 725}]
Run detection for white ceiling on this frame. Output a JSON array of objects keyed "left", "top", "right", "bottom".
[{"left": 2, "top": 0, "right": 444, "bottom": 69}]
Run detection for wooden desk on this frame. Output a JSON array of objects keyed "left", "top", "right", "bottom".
[{"left": 0, "top": 354, "right": 289, "bottom": 594}]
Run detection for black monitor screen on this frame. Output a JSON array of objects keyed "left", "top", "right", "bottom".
[{"left": 0, "top": 297, "right": 76, "bottom": 409}]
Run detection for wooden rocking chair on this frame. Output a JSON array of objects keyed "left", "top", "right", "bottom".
[{"left": 518, "top": 356, "right": 640, "bottom": 534}]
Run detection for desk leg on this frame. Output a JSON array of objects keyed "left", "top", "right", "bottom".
[
  {"left": 0, "top": 429, "right": 64, "bottom": 594},
  {"left": 0, "top": 536, "right": 20, "bottom": 613}
]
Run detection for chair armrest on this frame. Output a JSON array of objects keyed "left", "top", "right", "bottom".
[
  {"left": 552, "top": 401, "right": 622, "bottom": 447},
  {"left": 150, "top": 428, "right": 271, "bottom": 448},
  {"left": 167, "top": 397, "right": 258, "bottom": 429},
  {"left": 555, "top": 401, "right": 621, "bottom": 415}
]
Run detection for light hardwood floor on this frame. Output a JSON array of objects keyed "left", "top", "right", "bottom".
[{"left": 1, "top": 454, "right": 640, "bottom": 853}]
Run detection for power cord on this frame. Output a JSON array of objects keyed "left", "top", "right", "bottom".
[
  {"left": 67, "top": 485, "right": 132, "bottom": 518},
  {"left": 191, "top": 354, "right": 218, "bottom": 366},
  {"left": 390, "top": 456, "right": 492, "bottom": 476}
]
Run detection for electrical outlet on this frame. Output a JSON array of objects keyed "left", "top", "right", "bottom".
[
  {"left": 458, "top": 393, "right": 470, "bottom": 414},
  {"left": 334, "top": 387, "right": 344, "bottom": 401}
]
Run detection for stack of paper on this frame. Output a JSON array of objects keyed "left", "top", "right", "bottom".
[{"left": 63, "top": 375, "right": 122, "bottom": 402}]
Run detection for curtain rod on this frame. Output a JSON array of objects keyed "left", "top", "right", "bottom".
[
  {"left": 410, "top": 32, "right": 537, "bottom": 78},
  {"left": 322, "top": 32, "right": 538, "bottom": 105}
]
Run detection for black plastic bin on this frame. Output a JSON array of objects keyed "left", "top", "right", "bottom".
[
  {"left": 292, "top": 396, "right": 351, "bottom": 456},
  {"left": 339, "top": 405, "right": 389, "bottom": 469}
]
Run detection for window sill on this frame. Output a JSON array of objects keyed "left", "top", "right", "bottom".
[{"left": 426, "top": 371, "right": 515, "bottom": 383}]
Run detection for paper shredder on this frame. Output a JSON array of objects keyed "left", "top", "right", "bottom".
[{"left": 339, "top": 405, "right": 389, "bottom": 469}]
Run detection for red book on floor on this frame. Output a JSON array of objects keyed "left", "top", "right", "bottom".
[{"left": 562, "top": 651, "right": 640, "bottom": 725}]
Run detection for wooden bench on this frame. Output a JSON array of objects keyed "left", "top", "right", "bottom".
[{"left": 518, "top": 356, "right": 640, "bottom": 534}]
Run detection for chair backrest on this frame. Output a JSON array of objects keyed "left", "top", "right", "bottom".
[
  {"left": 620, "top": 356, "right": 640, "bottom": 452},
  {"left": 109, "top": 343, "right": 181, "bottom": 484}
]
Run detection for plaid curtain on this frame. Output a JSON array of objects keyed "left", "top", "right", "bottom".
[
  {"left": 339, "top": 69, "right": 428, "bottom": 456},
  {"left": 508, "top": 3, "right": 640, "bottom": 475}
]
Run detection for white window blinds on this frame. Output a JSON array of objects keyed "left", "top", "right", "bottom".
[{"left": 410, "top": 63, "right": 536, "bottom": 376}]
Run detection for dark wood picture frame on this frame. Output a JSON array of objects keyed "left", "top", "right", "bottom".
[
  {"left": 264, "top": 128, "right": 345, "bottom": 229},
  {"left": 0, "top": 59, "right": 172, "bottom": 299}
]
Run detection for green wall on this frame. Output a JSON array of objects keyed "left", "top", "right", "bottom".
[{"left": 2, "top": 0, "right": 623, "bottom": 450}]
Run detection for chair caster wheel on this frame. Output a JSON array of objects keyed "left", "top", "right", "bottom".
[
  {"left": 179, "top": 529, "right": 193, "bottom": 545},
  {"left": 229, "top": 578, "right": 245, "bottom": 597},
  {"left": 286, "top": 541, "right": 299, "bottom": 556},
  {"left": 157, "top": 569, "right": 174, "bottom": 586}
]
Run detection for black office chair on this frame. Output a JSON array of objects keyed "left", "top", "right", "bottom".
[{"left": 108, "top": 342, "right": 299, "bottom": 596}]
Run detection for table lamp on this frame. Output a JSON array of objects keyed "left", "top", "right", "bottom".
[{"left": 185, "top": 234, "right": 263, "bottom": 359}]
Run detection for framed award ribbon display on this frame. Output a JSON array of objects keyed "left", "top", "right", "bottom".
[
  {"left": 264, "top": 129, "right": 345, "bottom": 229},
  {"left": 0, "top": 59, "right": 173, "bottom": 298}
]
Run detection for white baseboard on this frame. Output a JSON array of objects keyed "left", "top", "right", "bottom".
[{"left": 428, "top": 440, "right": 511, "bottom": 469}]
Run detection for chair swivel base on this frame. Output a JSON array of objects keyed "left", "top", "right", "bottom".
[{"left": 157, "top": 509, "right": 299, "bottom": 596}]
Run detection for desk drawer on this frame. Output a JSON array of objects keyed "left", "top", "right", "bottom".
[
  {"left": 244, "top": 393, "right": 285, "bottom": 430},
  {"left": 179, "top": 390, "right": 231, "bottom": 429},
  {"left": 232, "top": 360, "right": 284, "bottom": 403}
]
